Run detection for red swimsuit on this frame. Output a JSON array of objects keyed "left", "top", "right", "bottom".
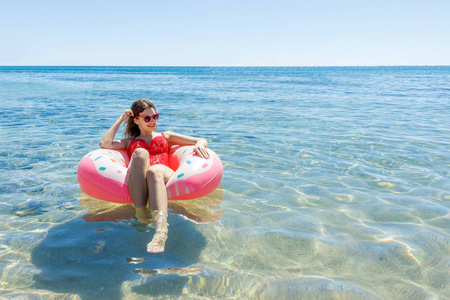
[{"left": 127, "top": 133, "right": 169, "bottom": 167}]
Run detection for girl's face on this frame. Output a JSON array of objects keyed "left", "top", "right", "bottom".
[{"left": 134, "top": 107, "right": 158, "bottom": 132}]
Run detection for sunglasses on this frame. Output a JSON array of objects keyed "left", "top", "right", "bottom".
[{"left": 135, "top": 113, "right": 160, "bottom": 122}]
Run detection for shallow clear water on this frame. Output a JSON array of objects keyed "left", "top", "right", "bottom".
[{"left": 0, "top": 66, "right": 449, "bottom": 299}]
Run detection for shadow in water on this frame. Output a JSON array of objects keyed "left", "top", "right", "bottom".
[{"left": 31, "top": 212, "right": 206, "bottom": 299}]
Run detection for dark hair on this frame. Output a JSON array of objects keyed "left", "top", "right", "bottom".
[{"left": 124, "top": 99, "right": 157, "bottom": 138}]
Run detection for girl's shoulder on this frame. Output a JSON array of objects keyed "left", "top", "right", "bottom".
[{"left": 161, "top": 131, "right": 175, "bottom": 138}]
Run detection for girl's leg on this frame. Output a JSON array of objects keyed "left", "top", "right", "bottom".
[
  {"left": 127, "top": 149, "right": 151, "bottom": 222},
  {"left": 146, "top": 165, "right": 174, "bottom": 211},
  {"left": 146, "top": 165, "right": 174, "bottom": 253}
]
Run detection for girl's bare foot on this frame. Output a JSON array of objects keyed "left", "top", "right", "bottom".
[
  {"left": 147, "top": 230, "right": 167, "bottom": 253},
  {"left": 147, "top": 210, "right": 168, "bottom": 253}
]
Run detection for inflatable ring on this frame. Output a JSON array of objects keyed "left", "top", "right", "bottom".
[{"left": 77, "top": 146, "right": 223, "bottom": 203}]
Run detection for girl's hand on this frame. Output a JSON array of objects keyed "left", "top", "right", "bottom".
[
  {"left": 193, "top": 145, "right": 210, "bottom": 159},
  {"left": 120, "top": 109, "right": 134, "bottom": 122}
]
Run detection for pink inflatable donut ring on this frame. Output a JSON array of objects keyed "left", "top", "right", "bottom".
[{"left": 77, "top": 146, "right": 223, "bottom": 204}]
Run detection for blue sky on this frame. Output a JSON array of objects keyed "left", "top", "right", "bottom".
[{"left": 1, "top": 0, "right": 449, "bottom": 66}]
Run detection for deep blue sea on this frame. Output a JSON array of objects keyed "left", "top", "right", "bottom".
[{"left": 0, "top": 66, "right": 449, "bottom": 299}]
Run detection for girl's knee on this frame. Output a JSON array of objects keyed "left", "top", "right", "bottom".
[
  {"left": 147, "top": 166, "right": 164, "bottom": 181},
  {"left": 132, "top": 148, "right": 149, "bottom": 160}
]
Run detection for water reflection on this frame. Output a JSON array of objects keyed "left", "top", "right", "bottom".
[{"left": 80, "top": 187, "right": 224, "bottom": 224}]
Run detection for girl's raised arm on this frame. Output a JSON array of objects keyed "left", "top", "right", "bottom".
[{"left": 99, "top": 109, "right": 133, "bottom": 150}]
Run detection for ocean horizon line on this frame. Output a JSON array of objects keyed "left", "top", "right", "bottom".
[{"left": 1, "top": 64, "right": 449, "bottom": 68}]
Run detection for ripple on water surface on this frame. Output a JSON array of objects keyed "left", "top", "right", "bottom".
[{"left": 0, "top": 66, "right": 449, "bottom": 299}]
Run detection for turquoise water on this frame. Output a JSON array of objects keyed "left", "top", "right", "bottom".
[{"left": 0, "top": 66, "right": 449, "bottom": 299}]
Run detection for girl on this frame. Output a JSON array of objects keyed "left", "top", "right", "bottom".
[{"left": 99, "top": 99, "right": 209, "bottom": 253}]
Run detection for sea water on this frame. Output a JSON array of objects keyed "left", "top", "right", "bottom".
[{"left": 0, "top": 66, "right": 449, "bottom": 299}]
